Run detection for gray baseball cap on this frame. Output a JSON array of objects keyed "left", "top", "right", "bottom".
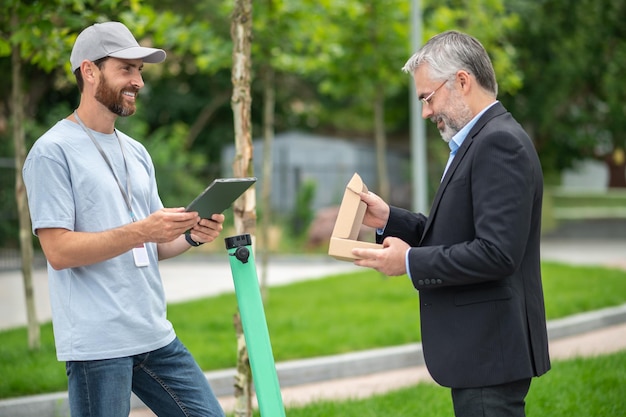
[{"left": 70, "top": 21, "right": 166, "bottom": 72}]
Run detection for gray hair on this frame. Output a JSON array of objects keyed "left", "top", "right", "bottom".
[{"left": 402, "top": 30, "right": 498, "bottom": 96}]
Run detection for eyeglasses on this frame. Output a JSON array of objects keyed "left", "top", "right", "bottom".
[{"left": 421, "top": 79, "right": 448, "bottom": 106}]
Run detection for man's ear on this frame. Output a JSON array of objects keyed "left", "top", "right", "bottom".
[
  {"left": 80, "top": 61, "right": 96, "bottom": 82},
  {"left": 457, "top": 70, "right": 471, "bottom": 90}
]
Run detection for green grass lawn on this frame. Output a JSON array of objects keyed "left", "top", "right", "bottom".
[
  {"left": 269, "top": 350, "right": 626, "bottom": 417},
  {"left": 1, "top": 261, "right": 626, "bottom": 399}
]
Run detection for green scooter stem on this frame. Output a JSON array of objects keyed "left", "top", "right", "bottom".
[{"left": 225, "top": 234, "right": 286, "bottom": 417}]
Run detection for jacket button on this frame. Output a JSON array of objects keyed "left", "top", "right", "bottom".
[
  {"left": 425, "top": 279, "right": 431, "bottom": 285},
  {"left": 437, "top": 279, "right": 443, "bottom": 284},
  {"left": 418, "top": 280, "right": 424, "bottom": 285}
]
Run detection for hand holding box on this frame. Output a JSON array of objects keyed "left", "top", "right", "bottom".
[{"left": 328, "top": 173, "right": 383, "bottom": 261}]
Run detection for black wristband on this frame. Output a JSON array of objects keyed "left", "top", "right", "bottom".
[{"left": 185, "top": 232, "right": 204, "bottom": 247}]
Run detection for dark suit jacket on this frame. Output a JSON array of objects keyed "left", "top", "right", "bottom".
[{"left": 380, "top": 102, "right": 551, "bottom": 388}]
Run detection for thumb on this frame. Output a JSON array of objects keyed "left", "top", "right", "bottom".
[{"left": 360, "top": 191, "right": 378, "bottom": 205}]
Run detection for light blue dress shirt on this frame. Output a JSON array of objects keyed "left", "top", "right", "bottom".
[{"left": 404, "top": 101, "right": 498, "bottom": 277}]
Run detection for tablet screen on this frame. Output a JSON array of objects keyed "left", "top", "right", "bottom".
[{"left": 185, "top": 177, "right": 257, "bottom": 219}]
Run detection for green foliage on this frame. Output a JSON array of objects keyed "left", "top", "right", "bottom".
[
  {"left": 505, "top": 0, "right": 626, "bottom": 182},
  {"left": 423, "top": 0, "right": 522, "bottom": 95},
  {"left": 4, "top": 0, "right": 623, "bottom": 250},
  {"left": 0, "top": 0, "right": 231, "bottom": 244},
  {"left": 249, "top": 0, "right": 525, "bottom": 140},
  {"left": 121, "top": 3, "right": 232, "bottom": 75},
  {"left": 145, "top": 124, "right": 210, "bottom": 207},
  {"left": 1, "top": 0, "right": 135, "bottom": 73},
  {"left": 290, "top": 179, "right": 317, "bottom": 237},
  {"left": 286, "top": 0, "right": 412, "bottom": 133},
  {"left": 116, "top": 111, "right": 210, "bottom": 207}
]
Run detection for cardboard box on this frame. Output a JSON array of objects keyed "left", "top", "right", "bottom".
[{"left": 328, "top": 173, "right": 383, "bottom": 261}]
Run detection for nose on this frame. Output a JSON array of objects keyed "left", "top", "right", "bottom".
[
  {"left": 132, "top": 72, "right": 144, "bottom": 89},
  {"left": 421, "top": 103, "right": 433, "bottom": 119}
]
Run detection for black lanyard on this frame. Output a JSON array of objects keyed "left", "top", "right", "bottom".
[{"left": 74, "top": 111, "right": 136, "bottom": 221}]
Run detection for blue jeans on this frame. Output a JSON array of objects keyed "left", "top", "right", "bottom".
[{"left": 66, "top": 337, "right": 225, "bottom": 417}]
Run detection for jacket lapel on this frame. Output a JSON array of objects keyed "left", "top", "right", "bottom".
[{"left": 418, "top": 102, "right": 507, "bottom": 245}]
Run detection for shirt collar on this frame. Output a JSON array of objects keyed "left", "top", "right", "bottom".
[{"left": 448, "top": 101, "right": 498, "bottom": 154}]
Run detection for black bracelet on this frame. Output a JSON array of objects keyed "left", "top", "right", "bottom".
[{"left": 185, "top": 231, "right": 204, "bottom": 247}]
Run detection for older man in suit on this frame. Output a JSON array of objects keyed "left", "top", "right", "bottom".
[{"left": 352, "top": 31, "right": 551, "bottom": 417}]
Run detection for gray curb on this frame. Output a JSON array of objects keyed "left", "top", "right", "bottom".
[
  {"left": 546, "top": 303, "right": 626, "bottom": 339},
  {"left": 1, "top": 303, "right": 625, "bottom": 417}
]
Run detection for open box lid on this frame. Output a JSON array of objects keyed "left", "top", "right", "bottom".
[
  {"left": 328, "top": 173, "right": 383, "bottom": 261},
  {"left": 330, "top": 173, "right": 368, "bottom": 240}
]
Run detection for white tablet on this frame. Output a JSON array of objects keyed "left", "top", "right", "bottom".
[{"left": 185, "top": 177, "right": 257, "bottom": 219}]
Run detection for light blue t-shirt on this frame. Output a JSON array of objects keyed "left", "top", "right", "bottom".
[{"left": 23, "top": 119, "right": 175, "bottom": 361}]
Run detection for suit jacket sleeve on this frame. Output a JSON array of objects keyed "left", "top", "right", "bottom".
[
  {"left": 377, "top": 207, "right": 427, "bottom": 247},
  {"left": 386, "top": 118, "right": 540, "bottom": 288}
]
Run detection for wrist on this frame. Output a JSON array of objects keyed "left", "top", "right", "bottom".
[{"left": 185, "top": 231, "right": 204, "bottom": 247}]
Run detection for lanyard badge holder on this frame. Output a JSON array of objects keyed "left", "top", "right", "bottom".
[
  {"left": 74, "top": 111, "right": 149, "bottom": 267},
  {"left": 225, "top": 234, "right": 286, "bottom": 417}
]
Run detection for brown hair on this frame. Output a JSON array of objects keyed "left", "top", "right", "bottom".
[{"left": 73, "top": 57, "right": 109, "bottom": 92}]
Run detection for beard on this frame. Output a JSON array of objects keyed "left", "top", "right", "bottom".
[
  {"left": 433, "top": 91, "right": 474, "bottom": 143},
  {"left": 94, "top": 73, "right": 138, "bottom": 117}
]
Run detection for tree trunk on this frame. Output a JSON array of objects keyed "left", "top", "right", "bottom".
[
  {"left": 605, "top": 148, "right": 626, "bottom": 188},
  {"left": 232, "top": 313, "right": 252, "bottom": 416},
  {"left": 374, "top": 85, "right": 390, "bottom": 201},
  {"left": 259, "top": 64, "right": 275, "bottom": 303},
  {"left": 11, "top": 13, "right": 40, "bottom": 351},
  {"left": 231, "top": 0, "right": 255, "bottom": 235},
  {"left": 230, "top": 0, "right": 255, "bottom": 415}
]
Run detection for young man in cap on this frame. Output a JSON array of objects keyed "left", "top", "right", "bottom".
[{"left": 23, "top": 22, "right": 226, "bottom": 417}]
